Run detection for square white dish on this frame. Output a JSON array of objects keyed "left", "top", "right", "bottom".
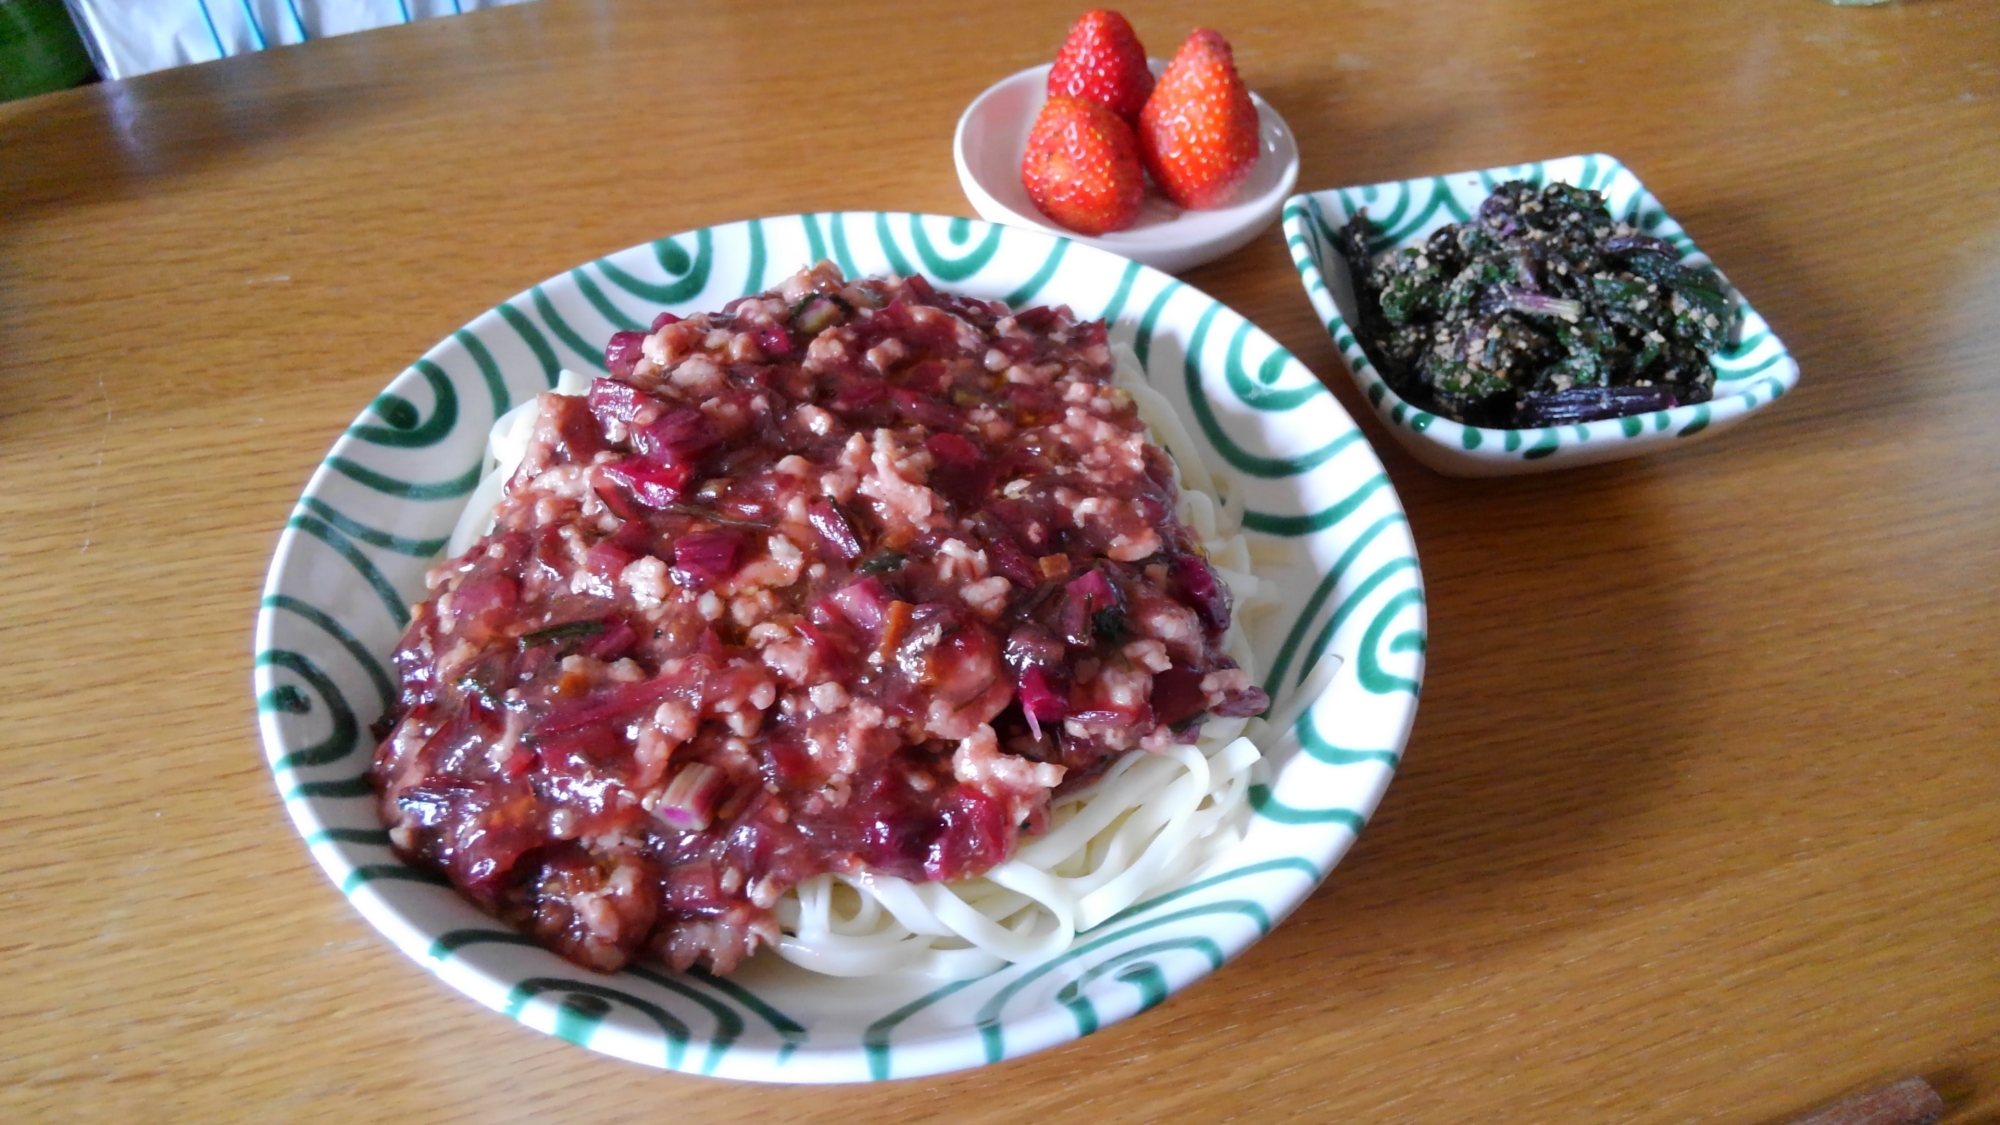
[{"left": 1283, "top": 154, "right": 1799, "bottom": 476}]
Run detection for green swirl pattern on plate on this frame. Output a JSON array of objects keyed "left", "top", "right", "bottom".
[
  {"left": 1281, "top": 154, "right": 1800, "bottom": 477},
  {"left": 252, "top": 214, "right": 1424, "bottom": 1082}
]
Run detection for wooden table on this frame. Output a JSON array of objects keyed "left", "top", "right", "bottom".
[{"left": 5, "top": 1, "right": 1996, "bottom": 1120}]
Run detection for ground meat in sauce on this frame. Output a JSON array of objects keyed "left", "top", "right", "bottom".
[{"left": 368, "top": 263, "right": 1268, "bottom": 975}]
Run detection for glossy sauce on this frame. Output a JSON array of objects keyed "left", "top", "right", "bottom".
[{"left": 370, "top": 265, "right": 1266, "bottom": 973}]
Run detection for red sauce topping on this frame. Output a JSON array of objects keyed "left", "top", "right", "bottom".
[{"left": 370, "top": 264, "right": 1267, "bottom": 973}]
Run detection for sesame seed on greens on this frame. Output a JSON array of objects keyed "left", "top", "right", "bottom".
[{"left": 1335, "top": 181, "right": 1740, "bottom": 428}]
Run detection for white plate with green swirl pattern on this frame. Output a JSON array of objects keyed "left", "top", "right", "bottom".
[
  {"left": 253, "top": 213, "right": 1424, "bottom": 1082},
  {"left": 1283, "top": 154, "right": 1798, "bottom": 476}
]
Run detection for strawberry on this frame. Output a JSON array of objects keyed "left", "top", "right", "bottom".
[
  {"left": 1138, "top": 29, "right": 1261, "bottom": 210},
  {"left": 1047, "top": 9, "right": 1155, "bottom": 126},
  {"left": 1020, "top": 94, "right": 1146, "bottom": 236}
]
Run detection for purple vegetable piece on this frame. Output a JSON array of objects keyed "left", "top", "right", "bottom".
[
  {"left": 634, "top": 407, "right": 720, "bottom": 464},
  {"left": 1016, "top": 665, "right": 1069, "bottom": 741},
  {"left": 1060, "top": 568, "right": 1122, "bottom": 648},
  {"left": 580, "top": 620, "right": 637, "bottom": 662},
  {"left": 587, "top": 378, "right": 648, "bottom": 426},
  {"left": 895, "top": 389, "right": 964, "bottom": 431},
  {"left": 671, "top": 528, "right": 747, "bottom": 588},
  {"left": 924, "top": 431, "right": 993, "bottom": 504},
  {"left": 1169, "top": 554, "right": 1231, "bottom": 632},
  {"left": 1601, "top": 233, "right": 1681, "bottom": 259},
  {"left": 830, "top": 576, "right": 890, "bottom": 632},
  {"left": 1512, "top": 251, "right": 1542, "bottom": 294},
  {"left": 983, "top": 536, "right": 1041, "bottom": 589},
  {"left": 605, "top": 330, "right": 647, "bottom": 377},
  {"left": 1004, "top": 625, "right": 1065, "bottom": 675},
  {"left": 756, "top": 322, "right": 794, "bottom": 357},
  {"left": 1008, "top": 620, "right": 1072, "bottom": 736},
  {"left": 826, "top": 376, "right": 890, "bottom": 422},
  {"left": 654, "top": 762, "right": 725, "bottom": 831},
  {"left": 808, "top": 500, "right": 864, "bottom": 560},
  {"left": 1498, "top": 288, "right": 1585, "bottom": 321},
  {"left": 1149, "top": 664, "right": 1207, "bottom": 728},
  {"left": 1476, "top": 192, "right": 1522, "bottom": 238},
  {"left": 1012, "top": 305, "right": 1058, "bottom": 330},
  {"left": 1515, "top": 385, "right": 1680, "bottom": 426},
  {"left": 598, "top": 456, "right": 694, "bottom": 509}
]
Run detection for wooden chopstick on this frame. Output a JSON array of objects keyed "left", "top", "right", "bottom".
[{"left": 1781, "top": 1077, "right": 1944, "bottom": 1125}]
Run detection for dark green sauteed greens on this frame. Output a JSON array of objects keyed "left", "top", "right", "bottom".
[{"left": 1335, "top": 180, "right": 1740, "bottom": 428}]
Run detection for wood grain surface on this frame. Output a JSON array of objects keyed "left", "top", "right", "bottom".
[{"left": 3, "top": 1, "right": 1996, "bottom": 1121}]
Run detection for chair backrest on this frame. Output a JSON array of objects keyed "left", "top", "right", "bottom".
[{"left": 63, "top": 0, "right": 539, "bottom": 80}]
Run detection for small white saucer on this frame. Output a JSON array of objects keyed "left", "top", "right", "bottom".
[{"left": 953, "top": 62, "right": 1300, "bottom": 275}]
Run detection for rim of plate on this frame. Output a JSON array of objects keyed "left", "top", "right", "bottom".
[
  {"left": 253, "top": 213, "right": 1424, "bottom": 1082},
  {"left": 1281, "top": 153, "right": 1800, "bottom": 476}
]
